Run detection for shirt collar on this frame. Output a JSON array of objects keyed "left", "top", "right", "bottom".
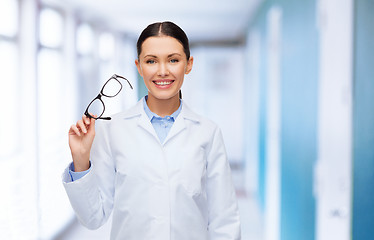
[{"left": 143, "top": 95, "right": 182, "bottom": 121}]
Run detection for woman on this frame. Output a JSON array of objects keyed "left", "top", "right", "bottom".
[{"left": 63, "top": 21, "right": 241, "bottom": 240}]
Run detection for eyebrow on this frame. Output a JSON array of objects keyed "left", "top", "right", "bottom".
[{"left": 143, "top": 53, "right": 182, "bottom": 59}]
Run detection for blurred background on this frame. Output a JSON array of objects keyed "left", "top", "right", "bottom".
[{"left": 0, "top": 0, "right": 373, "bottom": 239}]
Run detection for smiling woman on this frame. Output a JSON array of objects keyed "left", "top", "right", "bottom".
[
  {"left": 63, "top": 21, "right": 241, "bottom": 240},
  {"left": 135, "top": 35, "right": 193, "bottom": 116},
  {"left": 135, "top": 21, "right": 193, "bottom": 110}
]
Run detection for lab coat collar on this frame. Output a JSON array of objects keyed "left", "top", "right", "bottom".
[
  {"left": 121, "top": 97, "right": 200, "bottom": 122},
  {"left": 121, "top": 97, "right": 201, "bottom": 145}
]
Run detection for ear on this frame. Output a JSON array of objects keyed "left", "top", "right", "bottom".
[
  {"left": 135, "top": 59, "right": 143, "bottom": 77},
  {"left": 185, "top": 56, "right": 194, "bottom": 75}
]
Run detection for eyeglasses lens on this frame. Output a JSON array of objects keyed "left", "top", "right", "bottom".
[
  {"left": 87, "top": 99, "right": 104, "bottom": 118},
  {"left": 102, "top": 78, "right": 122, "bottom": 97}
]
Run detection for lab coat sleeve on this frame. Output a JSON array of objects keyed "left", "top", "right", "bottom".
[
  {"left": 62, "top": 121, "right": 115, "bottom": 229},
  {"left": 206, "top": 127, "right": 241, "bottom": 239}
]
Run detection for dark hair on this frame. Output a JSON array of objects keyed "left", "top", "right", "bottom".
[{"left": 136, "top": 21, "right": 190, "bottom": 60}]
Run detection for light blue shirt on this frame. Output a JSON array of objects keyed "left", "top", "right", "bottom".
[
  {"left": 143, "top": 95, "right": 182, "bottom": 143},
  {"left": 69, "top": 96, "right": 182, "bottom": 181}
]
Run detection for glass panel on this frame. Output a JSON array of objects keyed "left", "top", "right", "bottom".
[
  {"left": 0, "top": 0, "right": 18, "bottom": 37},
  {"left": 39, "top": 8, "right": 63, "bottom": 48},
  {"left": 77, "top": 23, "right": 94, "bottom": 55},
  {"left": 0, "top": 41, "right": 18, "bottom": 158},
  {"left": 37, "top": 48, "right": 73, "bottom": 238},
  {"left": 38, "top": 49, "right": 63, "bottom": 140},
  {"left": 0, "top": 40, "right": 27, "bottom": 240},
  {"left": 99, "top": 32, "right": 115, "bottom": 60}
]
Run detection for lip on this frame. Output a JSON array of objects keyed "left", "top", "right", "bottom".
[{"left": 152, "top": 79, "right": 175, "bottom": 89}]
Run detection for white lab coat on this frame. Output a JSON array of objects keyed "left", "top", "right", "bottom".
[{"left": 62, "top": 98, "right": 241, "bottom": 240}]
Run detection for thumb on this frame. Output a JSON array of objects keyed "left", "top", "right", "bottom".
[{"left": 88, "top": 116, "right": 96, "bottom": 134}]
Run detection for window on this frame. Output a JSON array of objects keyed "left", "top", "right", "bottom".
[
  {"left": 99, "top": 32, "right": 123, "bottom": 115},
  {"left": 99, "top": 32, "right": 115, "bottom": 61},
  {"left": 0, "top": 41, "right": 19, "bottom": 158},
  {"left": 76, "top": 23, "right": 99, "bottom": 113},
  {"left": 0, "top": 1, "right": 31, "bottom": 239},
  {"left": 37, "top": 7, "right": 74, "bottom": 239},
  {"left": 77, "top": 23, "right": 95, "bottom": 55},
  {"left": 0, "top": 2, "right": 138, "bottom": 239},
  {"left": 0, "top": 0, "right": 18, "bottom": 37},
  {"left": 39, "top": 8, "right": 63, "bottom": 48},
  {"left": 0, "top": 0, "right": 19, "bottom": 159}
]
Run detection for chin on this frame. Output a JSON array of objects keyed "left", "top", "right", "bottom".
[{"left": 150, "top": 91, "right": 179, "bottom": 101}]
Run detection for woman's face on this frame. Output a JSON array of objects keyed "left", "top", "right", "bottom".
[{"left": 135, "top": 36, "right": 193, "bottom": 101}]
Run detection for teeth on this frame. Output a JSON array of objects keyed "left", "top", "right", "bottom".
[{"left": 155, "top": 81, "right": 172, "bottom": 86}]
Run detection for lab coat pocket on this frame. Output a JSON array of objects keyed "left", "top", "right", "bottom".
[
  {"left": 180, "top": 147, "right": 207, "bottom": 196},
  {"left": 115, "top": 170, "right": 127, "bottom": 187}
]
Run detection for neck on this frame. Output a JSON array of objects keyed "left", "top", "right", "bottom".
[{"left": 146, "top": 94, "right": 180, "bottom": 118}]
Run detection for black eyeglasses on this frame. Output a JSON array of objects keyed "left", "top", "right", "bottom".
[{"left": 84, "top": 74, "right": 133, "bottom": 120}]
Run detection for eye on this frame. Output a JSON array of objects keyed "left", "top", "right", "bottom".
[
  {"left": 170, "top": 59, "right": 179, "bottom": 63},
  {"left": 146, "top": 59, "right": 155, "bottom": 64}
]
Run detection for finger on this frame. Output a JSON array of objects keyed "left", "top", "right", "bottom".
[
  {"left": 77, "top": 120, "right": 87, "bottom": 134},
  {"left": 69, "top": 124, "right": 81, "bottom": 136},
  {"left": 87, "top": 115, "right": 96, "bottom": 133},
  {"left": 90, "top": 115, "right": 96, "bottom": 126},
  {"left": 83, "top": 114, "right": 91, "bottom": 125},
  {"left": 88, "top": 113, "right": 96, "bottom": 125}
]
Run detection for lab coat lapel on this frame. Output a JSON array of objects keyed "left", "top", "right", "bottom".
[
  {"left": 122, "top": 98, "right": 159, "bottom": 142},
  {"left": 163, "top": 114, "right": 186, "bottom": 145},
  {"left": 163, "top": 101, "right": 200, "bottom": 145},
  {"left": 137, "top": 113, "right": 159, "bottom": 141}
]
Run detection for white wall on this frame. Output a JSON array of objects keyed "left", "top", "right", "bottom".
[
  {"left": 183, "top": 46, "right": 245, "bottom": 165},
  {"left": 315, "top": 0, "right": 354, "bottom": 239},
  {"left": 264, "top": 6, "right": 282, "bottom": 240}
]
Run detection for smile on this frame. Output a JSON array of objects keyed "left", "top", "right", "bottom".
[{"left": 153, "top": 80, "right": 174, "bottom": 87}]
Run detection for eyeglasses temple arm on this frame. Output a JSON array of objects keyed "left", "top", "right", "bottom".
[
  {"left": 84, "top": 113, "right": 111, "bottom": 120},
  {"left": 114, "top": 74, "right": 133, "bottom": 89},
  {"left": 100, "top": 117, "right": 112, "bottom": 120}
]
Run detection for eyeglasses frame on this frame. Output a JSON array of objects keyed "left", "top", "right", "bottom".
[{"left": 84, "top": 74, "right": 133, "bottom": 120}]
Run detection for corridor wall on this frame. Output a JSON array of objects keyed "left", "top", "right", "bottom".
[
  {"left": 279, "top": 1, "right": 318, "bottom": 240},
  {"left": 352, "top": 0, "right": 374, "bottom": 239},
  {"left": 246, "top": 0, "right": 374, "bottom": 239},
  {"left": 245, "top": 0, "right": 319, "bottom": 239}
]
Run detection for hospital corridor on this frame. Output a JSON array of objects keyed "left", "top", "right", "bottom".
[{"left": 1, "top": 0, "right": 374, "bottom": 239}]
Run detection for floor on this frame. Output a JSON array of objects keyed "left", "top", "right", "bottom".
[{"left": 55, "top": 167, "right": 263, "bottom": 240}]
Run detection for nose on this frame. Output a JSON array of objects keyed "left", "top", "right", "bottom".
[{"left": 157, "top": 62, "right": 169, "bottom": 77}]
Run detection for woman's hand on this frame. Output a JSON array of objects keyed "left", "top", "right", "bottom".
[{"left": 68, "top": 115, "right": 96, "bottom": 172}]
